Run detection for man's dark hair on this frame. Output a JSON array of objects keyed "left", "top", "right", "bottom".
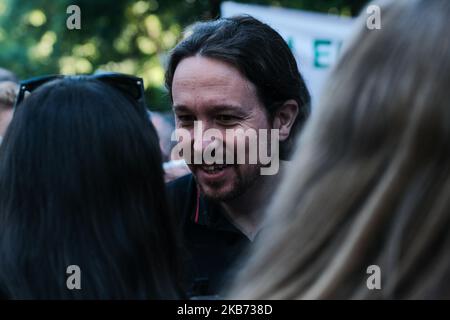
[{"left": 165, "top": 15, "right": 311, "bottom": 160}]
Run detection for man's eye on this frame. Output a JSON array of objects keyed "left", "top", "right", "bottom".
[{"left": 216, "top": 115, "right": 238, "bottom": 124}]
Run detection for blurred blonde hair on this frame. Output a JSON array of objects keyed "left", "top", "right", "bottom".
[{"left": 229, "top": 0, "right": 450, "bottom": 299}]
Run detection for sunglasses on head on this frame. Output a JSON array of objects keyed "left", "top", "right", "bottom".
[{"left": 14, "top": 72, "right": 147, "bottom": 112}]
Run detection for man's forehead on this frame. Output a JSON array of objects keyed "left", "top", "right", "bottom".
[
  {"left": 172, "top": 83, "right": 259, "bottom": 114},
  {"left": 173, "top": 74, "right": 239, "bottom": 90}
]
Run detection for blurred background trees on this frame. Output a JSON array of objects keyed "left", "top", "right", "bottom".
[{"left": 0, "top": 0, "right": 368, "bottom": 111}]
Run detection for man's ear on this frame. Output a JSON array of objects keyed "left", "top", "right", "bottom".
[{"left": 272, "top": 99, "right": 299, "bottom": 141}]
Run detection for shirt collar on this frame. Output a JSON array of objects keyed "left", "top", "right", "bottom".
[{"left": 192, "top": 186, "right": 244, "bottom": 234}]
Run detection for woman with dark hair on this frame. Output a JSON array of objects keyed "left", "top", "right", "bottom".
[{"left": 0, "top": 75, "right": 182, "bottom": 299}]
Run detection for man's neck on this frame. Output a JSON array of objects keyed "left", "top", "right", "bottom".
[{"left": 219, "top": 163, "right": 286, "bottom": 241}]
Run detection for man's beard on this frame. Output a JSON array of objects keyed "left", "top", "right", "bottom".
[{"left": 194, "top": 165, "right": 262, "bottom": 202}]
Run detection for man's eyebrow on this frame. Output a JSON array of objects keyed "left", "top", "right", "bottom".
[
  {"left": 173, "top": 105, "right": 190, "bottom": 112},
  {"left": 173, "top": 104, "right": 246, "bottom": 113}
]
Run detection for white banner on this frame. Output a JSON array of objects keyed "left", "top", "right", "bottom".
[{"left": 221, "top": 1, "right": 356, "bottom": 101}]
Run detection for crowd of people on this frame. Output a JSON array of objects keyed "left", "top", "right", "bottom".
[{"left": 0, "top": 0, "right": 449, "bottom": 299}]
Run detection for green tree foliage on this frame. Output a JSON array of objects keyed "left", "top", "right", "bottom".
[{"left": 0, "top": 0, "right": 368, "bottom": 110}]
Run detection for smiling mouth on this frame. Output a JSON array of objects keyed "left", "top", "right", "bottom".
[{"left": 200, "top": 164, "right": 229, "bottom": 173}]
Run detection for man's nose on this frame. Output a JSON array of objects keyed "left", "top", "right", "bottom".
[
  {"left": 193, "top": 136, "right": 217, "bottom": 153},
  {"left": 191, "top": 123, "right": 225, "bottom": 160}
]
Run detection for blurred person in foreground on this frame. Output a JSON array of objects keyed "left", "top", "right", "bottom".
[
  {"left": 0, "top": 74, "right": 182, "bottom": 299},
  {"left": 0, "top": 68, "right": 18, "bottom": 143},
  {"left": 229, "top": 0, "right": 450, "bottom": 299},
  {"left": 165, "top": 15, "right": 310, "bottom": 297}
]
